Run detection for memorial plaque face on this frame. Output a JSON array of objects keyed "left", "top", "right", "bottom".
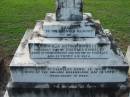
[
  {"left": 56, "top": 0, "right": 83, "bottom": 21},
  {"left": 11, "top": 66, "right": 128, "bottom": 83},
  {"left": 29, "top": 43, "right": 110, "bottom": 59},
  {"left": 43, "top": 21, "right": 96, "bottom": 37}
]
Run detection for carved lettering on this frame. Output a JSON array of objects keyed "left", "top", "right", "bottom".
[{"left": 30, "top": 44, "right": 109, "bottom": 58}]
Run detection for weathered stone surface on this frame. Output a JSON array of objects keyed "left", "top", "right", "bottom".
[
  {"left": 28, "top": 36, "right": 111, "bottom": 59},
  {"left": 45, "top": 13, "right": 92, "bottom": 21},
  {"left": 126, "top": 46, "right": 130, "bottom": 65},
  {"left": 6, "top": 82, "right": 129, "bottom": 97},
  {"left": 126, "top": 46, "right": 130, "bottom": 76},
  {"left": 4, "top": 0, "right": 130, "bottom": 96},
  {"left": 29, "top": 44, "right": 109, "bottom": 59},
  {"left": 43, "top": 21, "right": 95, "bottom": 38},
  {"left": 42, "top": 13, "right": 95, "bottom": 38},
  {"left": 9, "top": 30, "right": 128, "bottom": 83},
  {"left": 34, "top": 13, "right": 94, "bottom": 38},
  {"left": 56, "top": 0, "right": 83, "bottom": 21},
  {"left": 10, "top": 66, "right": 128, "bottom": 83},
  {"left": 3, "top": 91, "right": 9, "bottom": 97}
]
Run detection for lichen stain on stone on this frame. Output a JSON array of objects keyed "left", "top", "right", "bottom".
[
  {"left": 97, "top": 43, "right": 108, "bottom": 48},
  {"left": 21, "top": 39, "right": 28, "bottom": 49}
]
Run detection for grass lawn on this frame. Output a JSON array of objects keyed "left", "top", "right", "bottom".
[{"left": 0, "top": 0, "right": 130, "bottom": 56}]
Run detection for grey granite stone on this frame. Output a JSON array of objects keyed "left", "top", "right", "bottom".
[
  {"left": 3, "top": 91, "right": 9, "bottom": 97},
  {"left": 42, "top": 13, "right": 95, "bottom": 38},
  {"left": 9, "top": 30, "right": 128, "bottom": 83},
  {"left": 6, "top": 81, "right": 129, "bottom": 97},
  {"left": 4, "top": 0, "right": 129, "bottom": 96},
  {"left": 56, "top": 0, "right": 83, "bottom": 21},
  {"left": 28, "top": 34, "right": 111, "bottom": 59}
]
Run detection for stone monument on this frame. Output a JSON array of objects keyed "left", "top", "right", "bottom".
[{"left": 4, "top": 0, "right": 129, "bottom": 97}]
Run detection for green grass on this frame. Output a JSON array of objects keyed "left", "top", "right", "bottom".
[{"left": 0, "top": 0, "right": 130, "bottom": 55}]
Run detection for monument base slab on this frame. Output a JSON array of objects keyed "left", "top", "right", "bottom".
[{"left": 6, "top": 81, "right": 129, "bottom": 97}]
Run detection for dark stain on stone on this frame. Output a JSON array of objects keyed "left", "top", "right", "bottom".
[
  {"left": 97, "top": 42, "right": 108, "bottom": 48},
  {"left": 73, "top": 36, "right": 78, "bottom": 41},
  {"left": 108, "top": 35, "right": 118, "bottom": 55},
  {"left": 97, "top": 36, "right": 108, "bottom": 48},
  {"left": 56, "top": 7, "right": 61, "bottom": 21},
  {"left": 70, "top": 24, "right": 81, "bottom": 29},
  {"left": 21, "top": 39, "right": 28, "bottom": 49},
  {"left": 58, "top": 37, "right": 63, "bottom": 41},
  {"left": 36, "top": 33, "right": 44, "bottom": 38},
  {"left": 79, "top": 1, "right": 83, "bottom": 13},
  {"left": 90, "top": 23, "right": 102, "bottom": 35}
]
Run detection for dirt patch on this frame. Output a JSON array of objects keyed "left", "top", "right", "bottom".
[{"left": 0, "top": 48, "right": 13, "bottom": 97}]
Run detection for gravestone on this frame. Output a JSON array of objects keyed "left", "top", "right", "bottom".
[
  {"left": 4, "top": 0, "right": 129, "bottom": 97},
  {"left": 56, "top": 0, "right": 83, "bottom": 21}
]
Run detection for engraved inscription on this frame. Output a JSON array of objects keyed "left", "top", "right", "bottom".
[
  {"left": 43, "top": 24, "right": 96, "bottom": 37},
  {"left": 12, "top": 67, "right": 127, "bottom": 83},
  {"left": 30, "top": 44, "right": 109, "bottom": 59},
  {"left": 45, "top": 26, "right": 94, "bottom": 33},
  {"left": 21, "top": 67, "right": 116, "bottom": 76}
]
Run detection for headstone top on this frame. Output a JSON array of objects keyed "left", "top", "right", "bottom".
[{"left": 56, "top": 0, "right": 83, "bottom": 21}]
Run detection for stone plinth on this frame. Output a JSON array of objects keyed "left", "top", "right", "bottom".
[
  {"left": 11, "top": 66, "right": 128, "bottom": 83},
  {"left": 42, "top": 13, "right": 95, "bottom": 38},
  {"left": 5, "top": 81, "right": 129, "bottom": 97},
  {"left": 28, "top": 37, "right": 110, "bottom": 59},
  {"left": 9, "top": 30, "right": 128, "bottom": 83}
]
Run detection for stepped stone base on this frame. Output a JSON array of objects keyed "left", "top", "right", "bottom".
[
  {"left": 9, "top": 29, "right": 129, "bottom": 83},
  {"left": 4, "top": 0, "right": 130, "bottom": 97}
]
